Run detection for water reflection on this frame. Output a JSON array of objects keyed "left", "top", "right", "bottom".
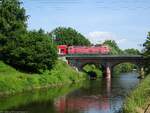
[
  {"left": 0, "top": 73, "right": 139, "bottom": 113},
  {"left": 54, "top": 95, "right": 111, "bottom": 113},
  {"left": 54, "top": 73, "right": 139, "bottom": 113}
]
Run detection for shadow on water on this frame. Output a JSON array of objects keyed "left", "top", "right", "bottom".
[
  {"left": 0, "top": 72, "right": 139, "bottom": 113},
  {"left": 87, "top": 71, "right": 97, "bottom": 80}
]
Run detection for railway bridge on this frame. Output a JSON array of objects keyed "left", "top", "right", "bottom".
[{"left": 66, "top": 54, "right": 146, "bottom": 78}]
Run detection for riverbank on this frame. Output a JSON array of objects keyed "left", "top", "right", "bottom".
[
  {"left": 123, "top": 74, "right": 150, "bottom": 113},
  {"left": 0, "top": 60, "right": 86, "bottom": 96}
]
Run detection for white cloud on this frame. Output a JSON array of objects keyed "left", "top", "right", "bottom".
[
  {"left": 86, "top": 31, "right": 127, "bottom": 45},
  {"left": 116, "top": 38, "right": 127, "bottom": 44}
]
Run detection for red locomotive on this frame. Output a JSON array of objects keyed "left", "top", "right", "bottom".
[{"left": 57, "top": 45, "right": 110, "bottom": 56}]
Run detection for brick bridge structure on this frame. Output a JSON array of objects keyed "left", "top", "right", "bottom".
[{"left": 66, "top": 55, "right": 146, "bottom": 78}]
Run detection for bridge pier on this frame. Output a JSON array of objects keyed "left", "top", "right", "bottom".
[{"left": 105, "top": 64, "right": 111, "bottom": 79}]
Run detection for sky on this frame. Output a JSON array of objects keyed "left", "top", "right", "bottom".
[{"left": 22, "top": 0, "right": 150, "bottom": 50}]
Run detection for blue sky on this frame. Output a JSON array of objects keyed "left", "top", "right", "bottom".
[{"left": 22, "top": 0, "right": 150, "bottom": 50}]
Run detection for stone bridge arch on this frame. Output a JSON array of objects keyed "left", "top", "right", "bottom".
[
  {"left": 79, "top": 62, "right": 104, "bottom": 71},
  {"left": 111, "top": 61, "right": 143, "bottom": 69},
  {"left": 66, "top": 55, "right": 146, "bottom": 78}
]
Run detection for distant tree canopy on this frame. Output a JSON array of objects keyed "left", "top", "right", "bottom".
[
  {"left": 103, "top": 40, "right": 123, "bottom": 54},
  {"left": 124, "top": 48, "right": 140, "bottom": 55},
  {"left": 0, "top": 0, "right": 57, "bottom": 73},
  {"left": 103, "top": 40, "right": 140, "bottom": 55},
  {"left": 49, "top": 27, "right": 91, "bottom": 46},
  {"left": 143, "top": 32, "right": 150, "bottom": 73}
]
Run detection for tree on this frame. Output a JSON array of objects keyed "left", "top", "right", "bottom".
[
  {"left": 3, "top": 30, "right": 58, "bottom": 73},
  {"left": 0, "top": 0, "right": 58, "bottom": 73},
  {"left": 0, "top": 0, "right": 27, "bottom": 36},
  {"left": 103, "top": 40, "right": 123, "bottom": 54},
  {"left": 143, "top": 32, "right": 150, "bottom": 73},
  {"left": 124, "top": 48, "right": 140, "bottom": 55},
  {"left": 0, "top": 0, "right": 27, "bottom": 57},
  {"left": 49, "top": 27, "right": 91, "bottom": 46}
]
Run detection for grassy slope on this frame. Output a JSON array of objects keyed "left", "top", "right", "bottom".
[
  {"left": 123, "top": 74, "right": 150, "bottom": 113},
  {"left": 0, "top": 60, "right": 86, "bottom": 95}
]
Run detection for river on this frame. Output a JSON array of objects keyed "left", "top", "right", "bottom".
[{"left": 0, "top": 72, "right": 139, "bottom": 113}]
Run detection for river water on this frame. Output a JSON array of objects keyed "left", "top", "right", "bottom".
[{"left": 0, "top": 72, "right": 139, "bottom": 113}]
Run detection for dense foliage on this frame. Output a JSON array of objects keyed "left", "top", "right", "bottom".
[
  {"left": 3, "top": 31, "right": 57, "bottom": 73},
  {"left": 0, "top": 0, "right": 57, "bottom": 73},
  {"left": 103, "top": 40, "right": 123, "bottom": 54},
  {"left": 0, "top": 0, "right": 27, "bottom": 55},
  {"left": 143, "top": 32, "right": 150, "bottom": 74},
  {"left": 0, "top": 0, "right": 27, "bottom": 35},
  {"left": 124, "top": 48, "right": 140, "bottom": 55},
  {"left": 83, "top": 64, "right": 103, "bottom": 78},
  {"left": 49, "top": 27, "right": 91, "bottom": 46}
]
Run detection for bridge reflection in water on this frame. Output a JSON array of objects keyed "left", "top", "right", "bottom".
[
  {"left": 54, "top": 73, "right": 139, "bottom": 113},
  {"left": 54, "top": 78, "right": 112, "bottom": 113}
]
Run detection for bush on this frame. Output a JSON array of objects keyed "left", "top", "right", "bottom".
[{"left": 2, "top": 30, "right": 58, "bottom": 73}]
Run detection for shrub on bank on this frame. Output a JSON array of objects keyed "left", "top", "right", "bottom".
[
  {"left": 0, "top": 60, "right": 86, "bottom": 95},
  {"left": 83, "top": 64, "right": 103, "bottom": 78},
  {"left": 123, "top": 74, "right": 150, "bottom": 113},
  {"left": 1, "top": 30, "right": 58, "bottom": 73}
]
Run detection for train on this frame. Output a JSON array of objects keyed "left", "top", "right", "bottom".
[{"left": 57, "top": 45, "right": 110, "bottom": 55}]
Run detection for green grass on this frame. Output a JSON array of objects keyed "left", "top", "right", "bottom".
[
  {"left": 0, "top": 60, "right": 86, "bottom": 95},
  {"left": 123, "top": 74, "right": 150, "bottom": 113}
]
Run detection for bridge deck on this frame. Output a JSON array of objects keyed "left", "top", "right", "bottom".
[{"left": 66, "top": 54, "right": 143, "bottom": 58}]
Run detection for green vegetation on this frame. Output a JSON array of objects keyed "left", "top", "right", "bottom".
[
  {"left": 2, "top": 30, "right": 57, "bottom": 73},
  {"left": 103, "top": 40, "right": 123, "bottom": 55},
  {"left": 114, "top": 63, "right": 137, "bottom": 75},
  {"left": 124, "top": 48, "right": 140, "bottom": 55},
  {"left": 0, "top": 60, "right": 86, "bottom": 95},
  {"left": 123, "top": 74, "right": 150, "bottom": 113},
  {"left": 143, "top": 32, "right": 150, "bottom": 74},
  {"left": 83, "top": 64, "right": 103, "bottom": 78},
  {"left": 0, "top": 0, "right": 88, "bottom": 96},
  {"left": 49, "top": 27, "right": 91, "bottom": 46},
  {"left": 0, "top": 0, "right": 57, "bottom": 73}
]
